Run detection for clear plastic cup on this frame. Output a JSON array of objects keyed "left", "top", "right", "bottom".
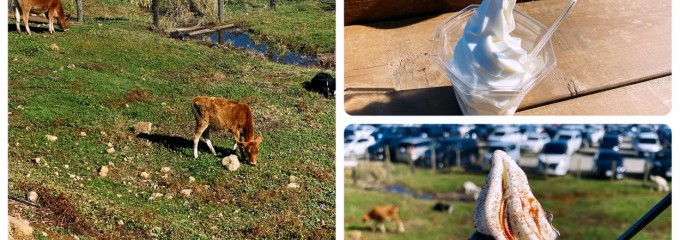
[{"left": 431, "top": 5, "right": 557, "bottom": 115}]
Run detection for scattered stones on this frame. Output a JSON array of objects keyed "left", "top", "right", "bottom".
[
  {"left": 150, "top": 227, "right": 162, "bottom": 237},
  {"left": 67, "top": 63, "right": 76, "bottom": 69},
  {"left": 16, "top": 105, "right": 24, "bottom": 110},
  {"left": 100, "top": 131, "right": 108, "bottom": 137},
  {"left": 165, "top": 194, "right": 174, "bottom": 200},
  {"left": 108, "top": 161, "right": 115, "bottom": 166},
  {"left": 54, "top": 171, "right": 60, "bottom": 176},
  {"left": 221, "top": 155, "right": 240, "bottom": 171},
  {"left": 72, "top": 234, "right": 80, "bottom": 240},
  {"left": 160, "top": 167, "right": 171, "bottom": 174},
  {"left": 289, "top": 175, "right": 298, "bottom": 183},
  {"left": 69, "top": 174, "right": 76, "bottom": 179},
  {"left": 32, "top": 157, "right": 41, "bottom": 164},
  {"left": 79, "top": 131, "right": 87, "bottom": 137},
  {"left": 107, "top": 142, "right": 114, "bottom": 148},
  {"left": 63, "top": 164, "right": 69, "bottom": 169},
  {"left": 188, "top": 176, "right": 196, "bottom": 183},
  {"left": 140, "top": 171, "right": 150, "bottom": 179},
  {"left": 9, "top": 216, "right": 33, "bottom": 237},
  {"left": 107, "top": 147, "right": 116, "bottom": 154},
  {"left": 125, "top": 103, "right": 130, "bottom": 108},
  {"left": 133, "top": 121, "right": 153, "bottom": 134},
  {"left": 49, "top": 43, "right": 59, "bottom": 51},
  {"left": 149, "top": 192, "right": 164, "bottom": 201},
  {"left": 45, "top": 135, "right": 58, "bottom": 142},
  {"left": 286, "top": 182, "right": 300, "bottom": 189},
  {"left": 349, "top": 230, "right": 362, "bottom": 240},
  {"left": 99, "top": 166, "right": 109, "bottom": 177},
  {"left": 41, "top": 231, "right": 48, "bottom": 237},
  {"left": 117, "top": 220, "right": 124, "bottom": 226},
  {"left": 27, "top": 191, "right": 38, "bottom": 203},
  {"left": 180, "top": 189, "right": 193, "bottom": 196},
  {"left": 287, "top": 175, "right": 300, "bottom": 188}
]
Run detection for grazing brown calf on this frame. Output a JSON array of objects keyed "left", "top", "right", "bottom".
[
  {"left": 362, "top": 205, "right": 405, "bottom": 233},
  {"left": 14, "top": 0, "right": 70, "bottom": 35},
  {"left": 191, "top": 96, "right": 264, "bottom": 165}
]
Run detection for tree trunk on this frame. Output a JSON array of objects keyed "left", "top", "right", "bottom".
[
  {"left": 269, "top": 0, "right": 276, "bottom": 9},
  {"left": 152, "top": 0, "right": 160, "bottom": 28},
  {"left": 76, "top": 0, "right": 83, "bottom": 22}
]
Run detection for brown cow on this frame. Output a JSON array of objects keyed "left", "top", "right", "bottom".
[
  {"left": 191, "top": 96, "right": 263, "bottom": 165},
  {"left": 14, "top": 0, "right": 70, "bottom": 35},
  {"left": 362, "top": 205, "right": 405, "bottom": 233}
]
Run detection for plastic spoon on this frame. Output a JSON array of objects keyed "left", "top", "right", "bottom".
[{"left": 528, "top": 0, "right": 578, "bottom": 59}]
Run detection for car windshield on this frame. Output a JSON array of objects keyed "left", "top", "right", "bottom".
[
  {"left": 654, "top": 151, "right": 672, "bottom": 162},
  {"left": 493, "top": 132, "right": 505, "bottom": 136},
  {"left": 542, "top": 143, "right": 567, "bottom": 154},
  {"left": 344, "top": 139, "right": 353, "bottom": 144},
  {"left": 488, "top": 146, "right": 507, "bottom": 152},
  {"left": 598, "top": 152, "right": 621, "bottom": 161},
  {"left": 557, "top": 135, "right": 572, "bottom": 141},
  {"left": 639, "top": 138, "right": 658, "bottom": 144},
  {"left": 527, "top": 137, "right": 539, "bottom": 141}
]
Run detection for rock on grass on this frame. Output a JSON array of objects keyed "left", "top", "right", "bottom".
[
  {"left": 180, "top": 189, "right": 193, "bottom": 196},
  {"left": 27, "top": 191, "right": 38, "bottom": 203},
  {"left": 133, "top": 121, "right": 153, "bottom": 134},
  {"left": 8, "top": 216, "right": 33, "bottom": 237},
  {"left": 99, "top": 166, "right": 109, "bottom": 177},
  {"left": 45, "top": 135, "right": 58, "bottom": 142},
  {"left": 161, "top": 167, "right": 171, "bottom": 174},
  {"left": 221, "top": 155, "right": 240, "bottom": 171},
  {"left": 140, "top": 171, "right": 150, "bottom": 179}
]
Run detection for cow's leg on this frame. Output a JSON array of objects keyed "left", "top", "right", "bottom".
[
  {"left": 47, "top": 12, "right": 54, "bottom": 34},
  {"left": 203, "top": 128, "right": 217, "bottom": 156},
  {"left": 193, "top": 121, "right": 209, "bottom": 159},
  {"left": 396, "top": 220, "right": 405, "bottom": 233},
  {"left": 22, "top": 8, "right": 31, "bottom": 35},
  {"left": 232, "top": 132, "right": 241, "bottom": 150},
  {"left": 15, "top": 7, "right": 21, "bottom": 33},
  {"left": 379, "top": 223, "right": 386, "bottom": 233}
]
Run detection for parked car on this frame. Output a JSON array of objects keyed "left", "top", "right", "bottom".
[
  {"left": 366, "top": 136, "right": 403, "bottom": 161},
  {"left": 521, "top": 133, "right": 551, "bottom": 154},
  {"left": 649, "top": 149, "right": 671, "bottom": 180},
  {"left": 633, "top": 132, "right": 662, "bottom": 157},
  {"left": 599, "top": 134, "right": 621, "bottom": 152},
  {"left": 349, "top": 124, "right": 378, "bottom": 139},
  {"left": 482, "top": 141, "right": 520, "bottom": 170},
  {"left": 592, "top": 149, "right": 625, "bottom": 180},
  {"left": 582, "top": 124, "right": 605, "bottom": 148},
  {"left": 537, "top": 141, "right": 571, "bottom": 176},
  {"left": 553, "top": 130, "right": 582, "bottom": 154},
  {"left": 488, "top": 127, "right": 523, "bottom": 144},
  {"left": 395, "top": 137, "right": 435, "bottom": 163},
  {"left": 418, "top": 138, "right": 479, "bottom": 168},
  {"left": 344, "top": 135, "right": 376, "bottom": 159}
]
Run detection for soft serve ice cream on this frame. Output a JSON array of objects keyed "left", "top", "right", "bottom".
[
  {"left": 446, "top": 0, "right": 547, "bottom": 115},
  {"left": 473, "top": 150, "right": 559, "bottom": 239}
]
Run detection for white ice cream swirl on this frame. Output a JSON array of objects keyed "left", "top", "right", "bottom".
[
  {"left": 452, "top": 0, "right": 533, "bottom": 89},
  {"left": 473, "top": 150, "right": 559, "bottom": 240}
]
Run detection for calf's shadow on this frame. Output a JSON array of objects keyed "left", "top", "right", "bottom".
[{"left": 137, "top": 133, "right": 236, "bottom": 158}]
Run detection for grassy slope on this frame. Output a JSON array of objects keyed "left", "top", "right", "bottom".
[
  {"left": 345, "top": 165, "right": 671, "bottom": 240},
  {"left": 8, "top": 8, "right": 335, "bottom": 240}
]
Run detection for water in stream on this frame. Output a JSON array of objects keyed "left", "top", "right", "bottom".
[{"left": 194, "top": 28, "right": 320, "bottom": 67}]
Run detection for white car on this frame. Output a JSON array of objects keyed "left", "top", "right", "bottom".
[
  {"left": 537, "top": 141, "right": 571, "bottom": 176},
  {"left": 633, "top": 132, "right": 661, "bottom": 157},
  {"left": 344, "top": 136, "right": 376, "bottom": 159},
  {"left": 395, "top": 137, "right": 434, "bottom": 163},
  {"left": 553, "top": 130, "right": 582, "bottom": 154},
  {"left": 521, "top": 133, "right": 551, "bottom": 153},
  {"left": 488, "top": 127, "right": 523, "bottom": 144},
  {"left": 349, "top": 124, "right": 377, "bottom": 139},
  {"left": 483, "top": 141, "right": 520, "bottom": 170},
  {"left": 585, "top": 125, "right": 605, "bottom": 146}
]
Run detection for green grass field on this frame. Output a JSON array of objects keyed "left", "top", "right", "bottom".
[
  {"left": 8, "top": 1, "right": 335, "bottom": 239},
  {"left": 345, "top": 164, "right": 671, "bottom": 239}
]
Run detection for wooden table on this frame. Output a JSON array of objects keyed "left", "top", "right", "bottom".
[{"left": 344, "top": 0, "right": 671, "bottom": 115}]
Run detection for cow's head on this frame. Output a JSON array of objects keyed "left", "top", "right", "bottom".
[
  {"left": 59, "top": 15, "right": 70, "bottom": 31},
  {"left": 361, "top": 214, "right": 370, "bottom": 223},
  {"left": 238, "top": 133, "right": 264, "bottom": 165}
]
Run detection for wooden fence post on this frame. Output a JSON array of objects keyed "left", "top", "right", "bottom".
[
  {"left": 152, "top": 0, "right": 160, "bottom": 28},
  {"left": 76, "top": 0, "right": 83, "bottom": 22},
  {"left": 269, "top": 0, "right": 276, "bottom": 9},
  {"left": 384, "top": 145, "right": 391, "bottom": 181},
  {"left": 430, "top": 145, "right": 436, "bottom": 171},
  {"left": 217, "top": 0, "right": 223, "bottom": 23}
]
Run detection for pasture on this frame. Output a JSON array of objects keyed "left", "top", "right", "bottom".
[
  {"left": 8, "top": 0, "right": 335, "bottom": 238},
  {"left": 344, "top": 164, "right": 671, "bottom": 239}
]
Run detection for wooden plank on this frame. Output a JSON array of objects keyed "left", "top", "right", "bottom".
[
  {"left": 516, "top": 76, "right": 671, "bottom": 116},
  {"left": 344, "top": 0, "right": 671, "bottom": 115},
  {"left": 187, "top": 28, "right": 216, "bottom": 36},
  {"left": 212, "top": 24, "right": 235, "bottom": 31},
  {"left": 165, "top": 25, "right": 204, "bottom": 33},
  {"left": 345, "top": 0, "right": 480, "bottom": 25}
]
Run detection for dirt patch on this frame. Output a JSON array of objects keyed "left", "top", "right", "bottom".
[{"left": 125, "top": 88, "right": 154, "bottom": 103}]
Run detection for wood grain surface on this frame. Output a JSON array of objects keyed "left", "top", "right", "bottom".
[{"left": 344, "top": 0, "right": 671, "bottom": 115}]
